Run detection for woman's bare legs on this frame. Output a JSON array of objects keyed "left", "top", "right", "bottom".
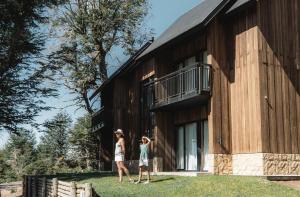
[
  {"left": 118, "top": 161, "right": 133, "bottom": 181},
  {"left": 135, "top": 167, "right": 142, "bottom": 183},
  {"left": 116, "top": 162, "right": 123, "bottom": 182},
  {"left": 147, "top": 168, "right": 150, "bottom": 182},
  {"left": 144, "top": 167, "right": 150, "bottom": 184}
]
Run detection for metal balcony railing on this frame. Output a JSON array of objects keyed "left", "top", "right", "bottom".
[
  {"left": 91, "top": 107, "right": 105, "bottom": 132},
  {"left": 144, "top": 63, "right": 212, "bottom": 109}
]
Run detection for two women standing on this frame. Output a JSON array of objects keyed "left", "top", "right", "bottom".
[{"left": 114, "top": 129, "right": 151, "bottom": 184}]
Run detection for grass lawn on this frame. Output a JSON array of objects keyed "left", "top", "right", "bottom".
[{"left": 75, "top": 175, "right": 300, "bottom": 197}]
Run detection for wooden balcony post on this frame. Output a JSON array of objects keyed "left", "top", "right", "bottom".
[
  {"left": 70, "top": 181, "right": 76, "bottom": 197},
  {"left": 23, "top": 176, "right": 27, "bottom": 197},
  {"left": 42, "top": 177, "right": 46, "bottom": 197},
  {"left": 33, "top": 176, "right": 37, "bottom": 197},
  {"left": 27, "top": 176, "right": 32, "bottom": 197},
  {"left": 85, "top": 183, "right": 92, "bottom": 197},
  {"left": 52, "top": 178, "right": 58, "bottom": 197}
]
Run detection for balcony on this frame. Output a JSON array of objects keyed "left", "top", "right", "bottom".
[
  {"left": 144, "top": 63, "right": 212, "bottom": 111},
  {"left": 91, "top": 107, "right": 105, "bottom": 132}
]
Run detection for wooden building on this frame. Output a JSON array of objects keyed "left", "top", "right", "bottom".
[{"left": 90, "top": 0, "right": 300, "bottom": 175}]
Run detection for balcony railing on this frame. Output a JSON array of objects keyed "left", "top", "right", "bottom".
[
  {"left": 144, "top": 63, "right": 212, "bottom": 110},
  {"left": 91, "top": 107, "right": 105, "bottom": 132}
]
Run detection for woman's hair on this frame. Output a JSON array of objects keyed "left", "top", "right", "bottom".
[
  {"left": 142, "top": 133, "right": 148, "bottom": 138},
  {"left": 115, "top": 133, "right": 124, "bottom": 140}
]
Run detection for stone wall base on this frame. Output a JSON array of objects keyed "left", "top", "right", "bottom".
[
  {"left": 209, "top": 153, "right": 300, "bottom": 176},
  {"left": 210, "top": 154, "right": 233, "bottom": 175},
  {"left": 232, "top": 153, "right": 264, "bottom": 176},
  {"left": 231, "top": 153, "right": 300, "bottom": 176},
  {"left": 263, "top": 153, "right": 300, "bottom": 175}
]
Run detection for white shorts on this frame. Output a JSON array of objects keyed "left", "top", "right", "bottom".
[
  {"left": 115, "top": 155, "right": 124, "bottom": 162},
  {"left": 139, "top": 159, "right": 149, "bottom": 167}
]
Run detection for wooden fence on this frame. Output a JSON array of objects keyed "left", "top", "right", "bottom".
[{"left": 24, "top": 176, "right": 95, "bottom": 197}]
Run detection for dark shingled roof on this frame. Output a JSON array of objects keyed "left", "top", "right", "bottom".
[
  {"left": 138, "top": 0, "right": 228, "bottom": 59},
  {"left": 138, "top": 0, "right": 254, "bottom": 59},
  {"left": 226, "top": 0, "right": 253, "bottom": 14}
]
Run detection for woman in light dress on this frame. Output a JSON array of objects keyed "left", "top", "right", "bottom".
[
  {"left": 135, "top": 135, "right": 151, "bottom": 184},
  {"left": 114, "top": 129, "right": 133, "bottom": 183}
]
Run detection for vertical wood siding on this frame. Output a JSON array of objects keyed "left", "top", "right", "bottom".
[
  {"left": 257, "top": 0, "right": 300, "bottom": 154},
  {"left": 207, "top": 17, "right": 232, "bottom": 154},
  {"left": 225, "top": 6, "right": 263, "bottom": 154}
]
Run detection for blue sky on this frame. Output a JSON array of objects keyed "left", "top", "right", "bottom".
[{"left": 0, "top": 0, "right": 202, "bottom": 148}]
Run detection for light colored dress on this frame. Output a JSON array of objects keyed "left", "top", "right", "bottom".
[
  {"left": 139, "top": 144, "right": 149, "bottom": 167},
  {"left": 115, "top": 142, "right": 124, "bottom": 161}
]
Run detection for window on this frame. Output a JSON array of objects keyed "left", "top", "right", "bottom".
[
  {"left": 176, "top": 51, "right": 207, "bottom": 70},
  {"left": 140, "top": 77, "right": 155, "bottom": 138},
  {"left": 184, "top": 56, "right": 196, "bottom": 67},
  {"left": 177, "top": 56, "right": 196, "bottom": 69}
]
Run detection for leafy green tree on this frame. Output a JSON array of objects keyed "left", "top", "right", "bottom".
[
  {"left": 1, "top": 129, "right": 37, "bottom": 181},
  {"left": 34, "top": 113, "right": 72, "bottom": 175},
  {"left": 38, "top": 112, "right": 72, "bottom": 165},
  {"left": 0, "top": 0, "right": 66, "bottom": 133},
  {"left": 49, "top": 0, "right": 151, "bottom": 113},
  {"left": 0, "top": 149, "right": 15, "bottom": 183},
  {"left": 69, "top": 114, "right": 100, "bottom": 170}
]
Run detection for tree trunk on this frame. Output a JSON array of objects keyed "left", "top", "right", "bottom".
[
  {"left": 82, "top": 91, "right": 93, "bottom": 114},
  {"left": 95, "top": 43, "right": 108, "bottom": 81},
  {"left": 99, "top": 53, "right": 108, "bottom": 81}
]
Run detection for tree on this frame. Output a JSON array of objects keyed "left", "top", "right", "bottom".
[
  {"left": 69, "top": 114, "right": 100, "bottom": 170},
  {"left": 0, "top": 150, "right": 12, "bottom": 183},
  {"left": 1, "top": 129, "right": 37, "bottom": 181},
  {"left": 0, "top": 0, "right": 65, "bottom": 133},
  {"left": 38, "top": 112, "right": 72, "bottom": 163},
  {"left": 48, "top": 0, "right": 151, "bottom": 113}
]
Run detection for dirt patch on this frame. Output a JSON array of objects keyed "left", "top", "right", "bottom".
[
  {"left": 275, "top": 181, "right": 300, "bottom": 190},
  {"left": 0, "top": 181, "right": 22, "bottom": 197},
  {"left": 0, "top": 188, "right": 22, "bottom": 197}
]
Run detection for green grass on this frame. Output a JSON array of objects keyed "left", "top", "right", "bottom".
[{"left": 74, "top": 175, "right": 300, "bottom": 197}]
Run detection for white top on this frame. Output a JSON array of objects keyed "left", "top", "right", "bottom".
[{"left": 115, "top": 142, "right": 123, "bottom": 156}]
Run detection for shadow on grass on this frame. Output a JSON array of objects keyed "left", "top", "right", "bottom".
[{"left": 151, "top": 177, "right": 175, "bottom": 183}]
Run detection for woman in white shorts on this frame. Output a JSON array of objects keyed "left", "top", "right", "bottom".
[{"left": 114, "top": 129, "right": 133, "bottom": 183}]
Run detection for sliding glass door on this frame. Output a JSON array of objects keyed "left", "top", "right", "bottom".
[
  {"left": 176, "top": 127, "right": 185, "bottom": 169},
  {"left": 176, "top": 122, "right": 198, "bottom": 171},
  {"left": 176, "top": 120, "right": 209, "bottom": 171},
  {"left": 185, "top": 123, "right": 198, "bottom": 170}
]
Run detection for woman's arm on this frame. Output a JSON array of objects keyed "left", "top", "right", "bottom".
[
  {"left": 145, "top": 137, "right": 151, "bottom": 145},
  {"left": 120, "top": 138, "right": 126, "bottom": 155}
]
